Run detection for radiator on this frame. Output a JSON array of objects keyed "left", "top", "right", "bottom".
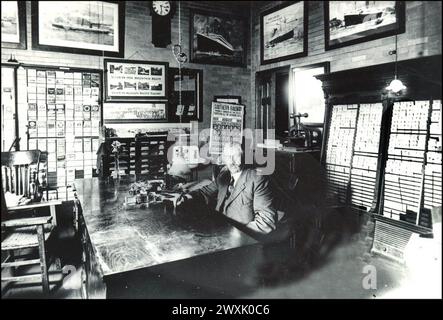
[{"left": 371, "top": 220, "right": 413, "bottom": 264}]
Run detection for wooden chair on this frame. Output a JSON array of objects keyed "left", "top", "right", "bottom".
[{"left": 1, "top": 150, "right": 63, "bottom": 296}]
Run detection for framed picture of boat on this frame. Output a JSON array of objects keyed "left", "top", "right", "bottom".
[
  {"left": 325, "top": 1, "right": 405, "bottom": 50},
  {"left": 104, "top": 59, "right": 169, "bottom": 101},
  {"left": 190, "top": 10, "right": 247, "bottom": 67},
  {"left": 31, "top": 1, "right": 125, "bottom": 57},
  {"left": 1, "top": 1, "right": 27, "bottom": 49},
  {"left": 260, "top": 1, "right": 308, "bottom": 65}
]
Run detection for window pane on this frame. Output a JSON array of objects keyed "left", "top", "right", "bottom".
[{"left": 292, "top": 66, "right": 325, "bottom": 124}]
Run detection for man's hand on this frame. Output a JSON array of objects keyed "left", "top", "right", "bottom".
[{"left": 175, "top": 192, "right": 193, "bottom": 208}]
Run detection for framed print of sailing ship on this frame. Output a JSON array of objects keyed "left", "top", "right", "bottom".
[
  {"left": 325, "top": 1, "right": 405, "bottom": 50},
  {"left": 31, "top": 1, "right": 125, "bottom": 57},
  {"left": 1, "top": 1, "right": 27, "bottom": 49},
  {"left": 260, "top": 1, "right": 308, "bottom": 65},
  {"left": 190, "top": 10, "right": 247, "bottom": 67}
]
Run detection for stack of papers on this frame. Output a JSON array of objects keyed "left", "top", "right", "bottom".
[{"left": 4, "top": 192, "right": 31, "bottom": 208}]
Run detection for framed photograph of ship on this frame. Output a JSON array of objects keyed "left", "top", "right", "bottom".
[
  {"left": 260, "top": 1, "right": 308, "bottom": 65},
  {"left": 1, "top": 1, "right": 27, "bottom": 49},
  {"left": 31, "top": 1, "right": 125, "bottom": 57},
  {"left": 103, "top": 102, "right": 167, "bottom": 123},
  {"left": 190, "top": 10, "right": 247, "bottom": 67},
  {"left": 104, "top": 59, "right": 169, "bottom": 101},
  {"left": 325, "top": 1, "right": 405, "bottom": 50}
]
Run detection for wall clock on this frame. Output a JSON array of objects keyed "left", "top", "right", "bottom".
[{"left": 149, "top": 1, "right": 176, "bottom": 48}]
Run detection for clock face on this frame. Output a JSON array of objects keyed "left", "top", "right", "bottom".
[{"left": 152, "top": 1, "right": 171, "bottom": 16}]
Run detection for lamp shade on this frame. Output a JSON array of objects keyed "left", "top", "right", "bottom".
[{"left": 386, "top": 78, "right": 406, "bottom": 93}]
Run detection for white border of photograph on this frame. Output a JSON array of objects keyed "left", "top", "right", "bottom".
[
  {"left": 104, "top": 59, "right": 169, "bottom": 101},
  {"left": 37, "top": 1, "right": 119, "bottom": 52},
  {"left": 1, "top": 1, "right": 20, "bottom": 43},
  {"left": 260, "top": 1, "right": 308, "bottom": 65}
]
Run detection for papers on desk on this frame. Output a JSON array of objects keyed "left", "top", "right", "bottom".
[
  {"left": 181, "top": 179, "right": 212, "bottom": 192},
  {"left": 160, "top": 192, "right": 183, "bottom": 216},
  {"left": 160, "top": 192, "right": 181, "bottom": 203},
  {"left": 172, "top": 145, "right": 200, "bottom": 165},
  {"left": 257, "top": 139, "right": 282, "bottom": 149},
  {"left": 4, "top": 192, "right": 31, "bottom": 208}
]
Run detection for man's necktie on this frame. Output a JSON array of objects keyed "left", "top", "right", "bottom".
[
  {"left": 222, "top": 176, "right": 235, "bottom": 212},
  {"left": 226, "top": 176, "right": 235, "bottom": 199}
]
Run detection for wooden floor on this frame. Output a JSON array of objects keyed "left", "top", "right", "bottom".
[
  {"left": 3, "top": 168, "right": 439, "bottom": 299},
  {"left": 2, "top": 213, "right": 423, "bottom": 299}
]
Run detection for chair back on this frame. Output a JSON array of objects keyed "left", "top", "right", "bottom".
[
  {"left": 1, "top": 182, "right": 7, "bottom": 219},
  {"left": 1, "top": 150, "right": 41, "bottom": 198}
]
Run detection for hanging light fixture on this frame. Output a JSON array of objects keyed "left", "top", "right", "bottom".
[
  {"left": 168, "top": 1, "right": 191, "bottom": 181},
  {"left": 386, "top": 34, "right": 406, "bottom": 93},
  {"left": 171, "top": 0, "right": 187, "bottom": 125},
  {"left": 172, "top": 1, "right": 187, "bottom": 64}
]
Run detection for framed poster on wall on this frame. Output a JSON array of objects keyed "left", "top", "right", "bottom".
[
  {"left": 209, "top": 102, "right": 244, "bottom": 155},
  {"left": 103, "top": 101, "right": 168, "bottom": 123},
  {"left": 1, "top": 1, "right": 27, "bottom": 49},
  {"left": 103, "top": 102, "right": 167, "bottom": 123},
  {"left": 31, "top": 1, "right": 125, "bottom": 57},
  {"left": 260, "top": 1, "right": 308, "bottom": 65},
  {"left": 168, "top": 67, "right": 204, "bottom": 122},
  {"left": 104, "top": 59, "right": 168, "bottom": 101}
]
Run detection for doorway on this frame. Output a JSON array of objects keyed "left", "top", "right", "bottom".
[
  {"left": 1, "top": 66, "right": 17, "bottom": 151},
  {"left": 256, "top": 67, "right": 290, "bottom": 142},
  {"left": 275, "top": 70, "right": 289, "bottom": 139},
  {"left": 256, "top": 72, "right": 272, "bottom": 141}
]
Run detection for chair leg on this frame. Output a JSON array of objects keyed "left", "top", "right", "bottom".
[
  {"left": 9, "top": 250, "right": 16, "bottom": 277},
  {"left": 55, "top": 257, "right": 62, "bottom": 270},
  {"left": 1, "top": 250, "right": 16, "bottom": 297},
  {"left": 36, "top": 225, "right": 50, "bottom": 294},
  {"left": 73, "top": 200, "right": 80, "bottom": 233},
  {"left": 50, "top": 204, "right": 57, "bottom": 227}
]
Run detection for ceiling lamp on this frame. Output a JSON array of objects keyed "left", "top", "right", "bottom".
[
  {"left": 386, "top": 78, "right": 406, "bottom": 93},
  {"left": 386, "top": 34, "right": 406, "bottom": 93}
]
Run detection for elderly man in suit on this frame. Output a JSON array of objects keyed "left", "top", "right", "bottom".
[{"left": 177, "top": 142, "right": 278, "bottom": 236}]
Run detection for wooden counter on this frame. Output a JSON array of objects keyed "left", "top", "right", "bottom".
[{"left": 74, "top": 176, "right": 259, "bottom": 298}]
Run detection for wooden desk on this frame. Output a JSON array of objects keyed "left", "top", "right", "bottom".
[{"left": 74, "top": 177, "right": 258, "bottom": 298}]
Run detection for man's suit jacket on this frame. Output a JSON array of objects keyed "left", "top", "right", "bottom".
[{"left": 190, "top": 166, "right": 278, "bottom": 235}]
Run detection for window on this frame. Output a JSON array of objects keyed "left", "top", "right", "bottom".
[{"left": 290, "top": 63, "right": 329, "bottom": 125}]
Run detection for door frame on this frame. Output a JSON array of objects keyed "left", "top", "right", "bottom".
[
  {"left": 255, "top": 66, "right": 290, "bottom": 142},
  {"left": 1, "top": 63, "right": 20, "bottom": 151}
]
